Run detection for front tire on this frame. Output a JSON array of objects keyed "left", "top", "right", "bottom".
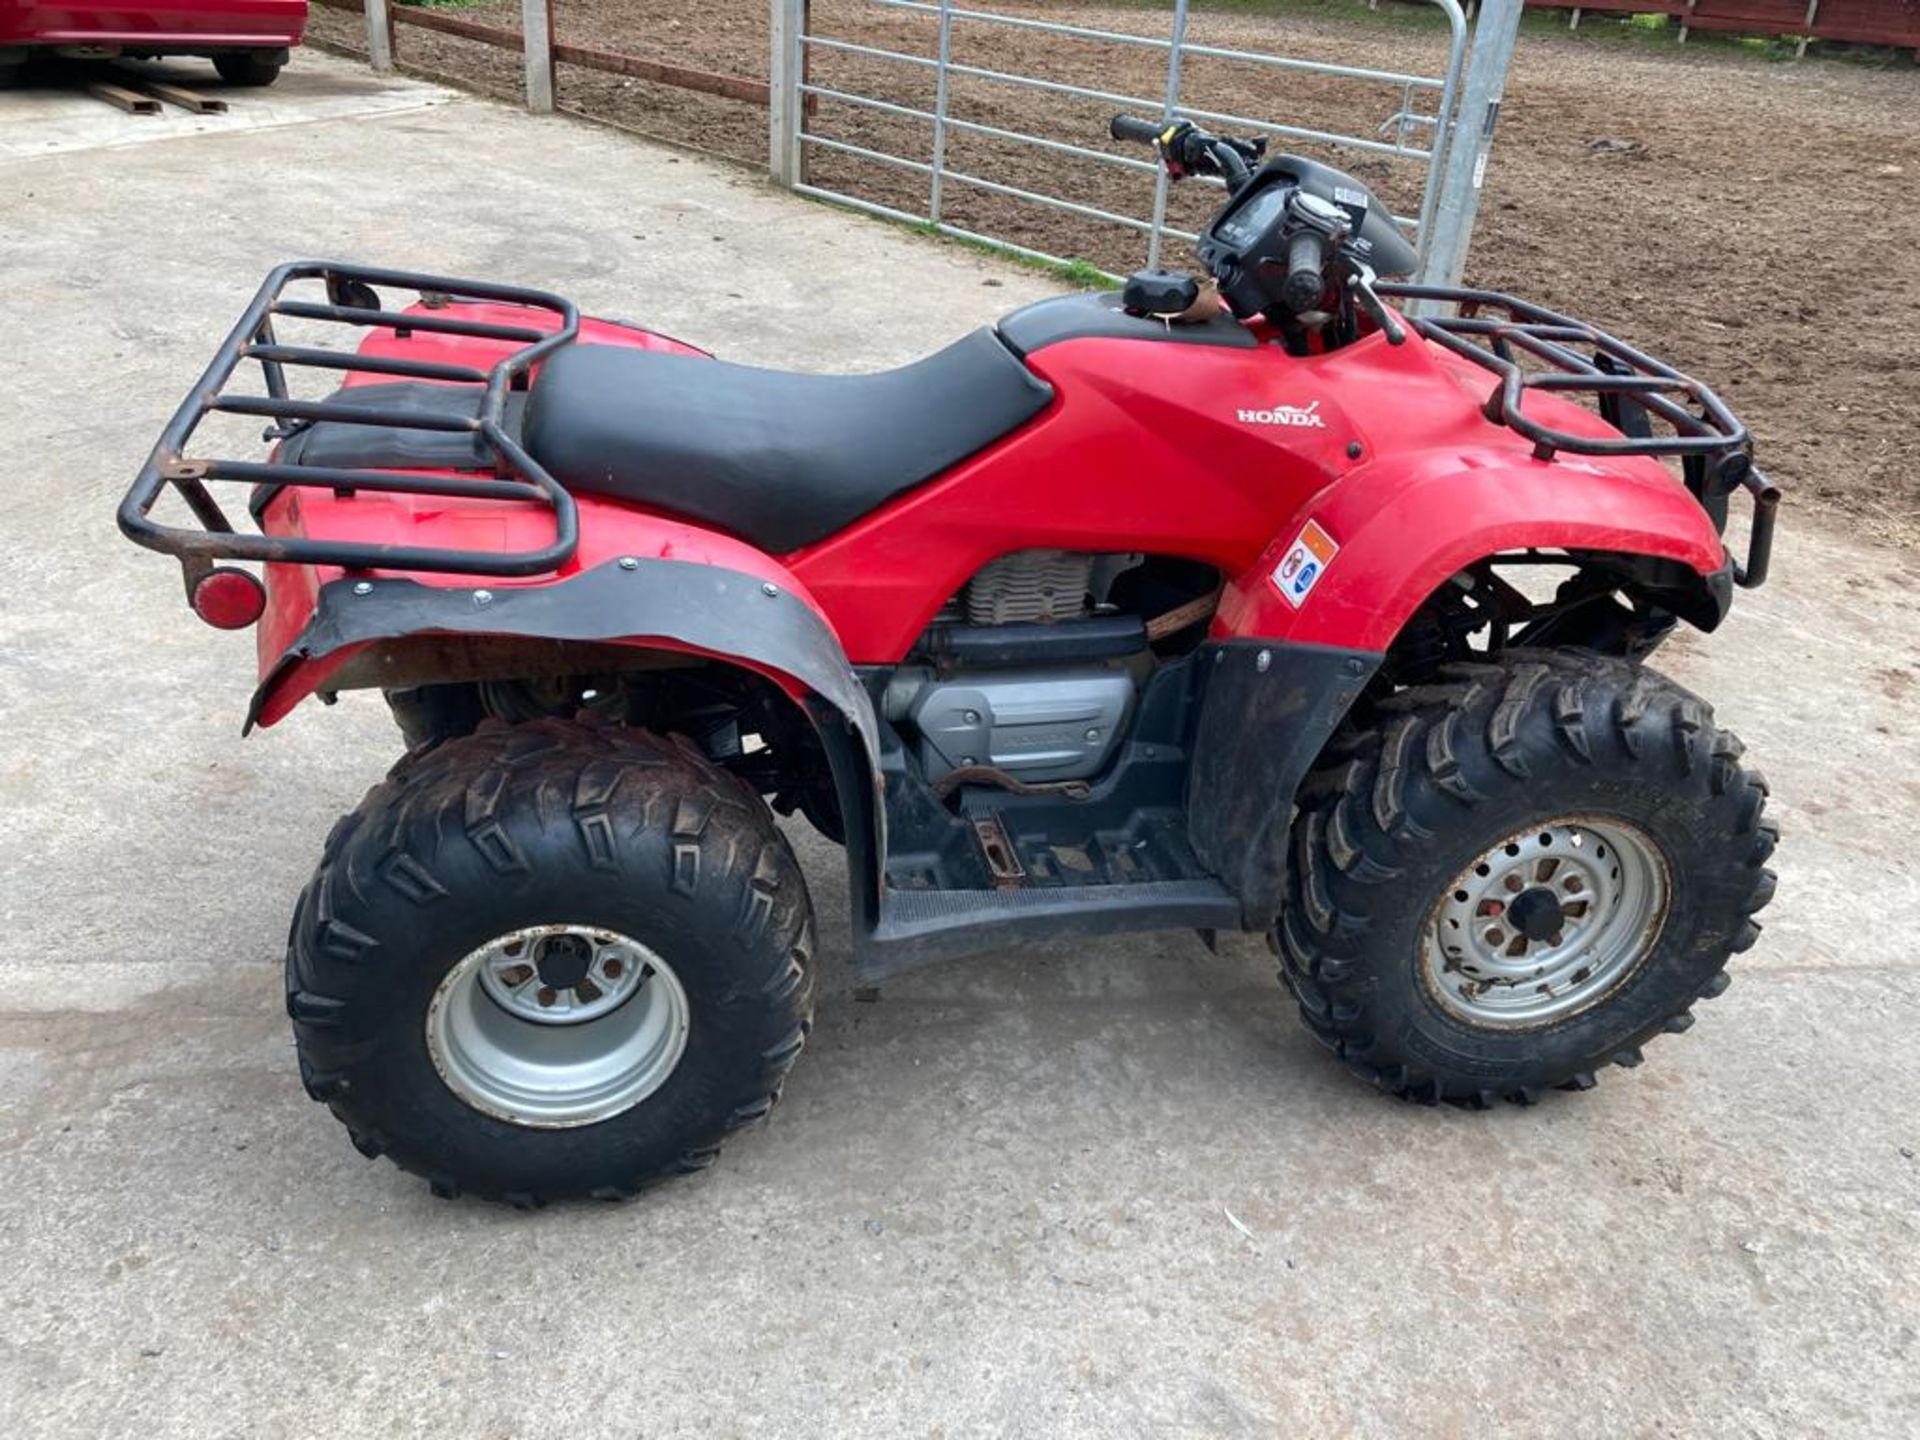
[
  {"left": 1279, "top": 650, "right": 1776, "bottom": 1105},
  {"left": 286, "top": 718, "right": 814, "bottom": 1205}
]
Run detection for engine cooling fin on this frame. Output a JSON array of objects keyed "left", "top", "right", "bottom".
[{"left": 964, "top": 550, "right": 1095, "bottom": 626}]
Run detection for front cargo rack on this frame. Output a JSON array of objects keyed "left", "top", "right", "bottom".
[
  {"left": 119, "top": 260, "right": 581, "bottom": 583},
  {"left": 1379, "top": 283, "right": 1779, "bottom": 588}
]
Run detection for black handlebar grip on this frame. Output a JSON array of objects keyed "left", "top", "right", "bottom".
[
  {"left": 1281, "top": 230, "right": 1329, "bottom": 314},
  {"left": 1110, "top": 114, "right": 1166, "bottom": 144}
]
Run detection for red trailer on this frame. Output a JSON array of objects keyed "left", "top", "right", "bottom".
[
  {"left": 0, "top": 0, "right": 308, "bottom": 86},
  {"left": 1524, "top": 0, "right": 1920, "bottom": 57}
]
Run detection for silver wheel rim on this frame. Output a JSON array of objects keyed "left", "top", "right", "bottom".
[
  {"left": 425, "top": 924, "right": 691, "bottom": 1128},
  {"left": 1422, "top": 816, "right": 1670, "bottom": 1029}
]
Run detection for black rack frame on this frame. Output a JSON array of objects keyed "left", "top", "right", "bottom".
[
  {"left": 122, "top": 267, "right": 1778, "bottom": 596},
  {"left": 119, "top": 260, "right": 582, "bottom": 584},
  {"left": 1378, "top": 283, "right": 1779, "bottom": 588}
]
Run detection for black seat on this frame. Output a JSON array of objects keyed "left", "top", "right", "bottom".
[
  {"left": 519, "top": 331, "right": 1053, "bottom": 552},
  {"left": 273, "top": 331, "right": 1052, "bottom": 553}
]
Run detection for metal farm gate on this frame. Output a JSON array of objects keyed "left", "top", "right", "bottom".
[{"left": 768, "top": 0, "right": 1525, "bottom": 288}]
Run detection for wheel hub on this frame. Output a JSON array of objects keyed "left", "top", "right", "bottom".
[
  {"left": 1506, "top": 886, "right": 1566, "bottom": 942},
  {"left": 475, "top": 924, "right": 652, "bottom": 1025},
  {"left": 427, "top": 923, "right": 691, "bottom": 1128},
  {"left": 1422, "top": 817, "right": 1670, "bottom": 1029},
  {"left": 534, "top": 933, "right": 594, "bottom": 991}
]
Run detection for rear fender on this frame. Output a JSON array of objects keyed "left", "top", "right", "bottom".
[
  {"left": 248, "top": 489, "right": 797, "bottom": 715},
  {"left": 1190, "top": 455, "right": 1729, "bottom": 926},
  {"left": 250, "top": 555, "right": 885, "bottom": 909}
]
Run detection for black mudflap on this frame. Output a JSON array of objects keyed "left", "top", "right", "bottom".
[{"left": 1186, "top": 639, "right": 1380, "bottom": 929}]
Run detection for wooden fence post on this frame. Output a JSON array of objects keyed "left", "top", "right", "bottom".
[
  {"left": 365, "top": 0, "right": 394, "bottom": 72},
  {"left": 522, "top": 0, "right": 556, "bottom": 113}
]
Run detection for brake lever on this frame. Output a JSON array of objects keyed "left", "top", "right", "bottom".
[
  {"left": 1207, "top": 137, "right": 1266, "bottom": 195},
  {"left": 1347, "top": 262, "right": 1407, "bottom": 346}
]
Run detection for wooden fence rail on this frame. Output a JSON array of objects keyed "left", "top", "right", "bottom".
[
  {"left": 312, "top": 0, "right": 1915, "bottom": 134},
  {"left": 310, "top": 0, "right": 771, "bottom": 110}
]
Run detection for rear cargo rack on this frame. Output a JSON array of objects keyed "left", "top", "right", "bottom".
[
  {"left": 1379, "top": 283, "right": 1779, "bottom": 587},
  {"left": 119, "top": 260, "right": 581, "bottom": 583}
]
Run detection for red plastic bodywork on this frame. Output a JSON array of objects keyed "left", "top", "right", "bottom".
[
  {"left": 0, "top": 0, "right": 306, "bottom": 50},
  {"left": 247, "top": 310, "right": 810, "bottom": 727},
  {"left": 245, "top": 300, "right": 1729, "bottom": 726}
]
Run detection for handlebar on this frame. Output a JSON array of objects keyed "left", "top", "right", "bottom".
[
  {"left": 1108, "top": 113, "right": 1404, "bottom": 344},
  {"left": 1109, "top": 113, "right": 1257, "bottom": 191},
  {"left": 1109, "top": 114, "right": 1165, "bottom": 145}
]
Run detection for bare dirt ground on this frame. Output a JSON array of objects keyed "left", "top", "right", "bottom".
[{"left": 307, "top": 1, "right": 1920, "bottom": 545}]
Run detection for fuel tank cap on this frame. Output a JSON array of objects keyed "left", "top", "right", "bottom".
[{"left": 1122, "top": 268, "right": 1200, "bottom": 318}]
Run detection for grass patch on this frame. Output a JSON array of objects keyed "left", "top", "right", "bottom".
[
  {"left": 787, "top": 196, "right": 1119, "bottom": 287},
  {"left": 906, "top": 219, "right": 1116, "bottom": 287}
]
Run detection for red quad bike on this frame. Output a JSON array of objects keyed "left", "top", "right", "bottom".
[{"left": 121, "top": 116, "right": 1780, "bottom": 1206}]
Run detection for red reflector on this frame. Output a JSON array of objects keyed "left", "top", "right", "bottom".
[{"left": 191, "top": 567, "right": 266, "bottom": 630}]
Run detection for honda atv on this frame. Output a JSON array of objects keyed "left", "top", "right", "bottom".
[{"left": 120, "top": 115, "right": 1779, "bottom": 1206}]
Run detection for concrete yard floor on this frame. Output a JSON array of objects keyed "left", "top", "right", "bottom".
[
  {"left": 2, "top": 50, "right": 1916, "bottom": 1440},
  {"left": 0, "top": 52, "right": 451, "bottom": 161}
]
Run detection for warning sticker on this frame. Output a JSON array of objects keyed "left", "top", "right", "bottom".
[{"left": 1272, "top": 520, "right": 1339, "bottom": 608}]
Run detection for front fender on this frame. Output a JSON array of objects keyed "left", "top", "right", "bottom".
[
  {"left": 1193, "top": 452, "right": 1729, "bottom": 927},
  {"left": 1214, "top": 452, "right": 1730, "bottom": 650}
]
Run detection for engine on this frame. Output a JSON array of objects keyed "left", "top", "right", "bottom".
[
  {"left": 891, "top": 667, "right": 1136, "bottom": 784},
  {"left": 888, "top": 550, "right": 1148, "bottom": 786}
]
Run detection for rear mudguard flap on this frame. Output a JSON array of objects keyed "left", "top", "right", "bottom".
[{"left": 249, "top": 556, "right": 885, "bottom": 909}]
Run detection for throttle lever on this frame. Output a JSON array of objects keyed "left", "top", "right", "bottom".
[{"left": 1347, "top": 263, "right": 1406, "bottom": 346}]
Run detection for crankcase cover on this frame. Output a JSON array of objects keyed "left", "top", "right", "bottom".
[{"left": 908, "top": 668, "right": 1135, "bottom": 783}]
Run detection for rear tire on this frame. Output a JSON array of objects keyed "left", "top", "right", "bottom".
[
  {"left": 213, "top": 50, "right": 284, "bottom": 87},
  {"left": 286, "top": 718, "right": 814, "bottom": 1205},
  {"left": 1278, "top": 649, "right": 1775, "bottom": 1106},
  {"left": 384, "top": 683, "right": 481, "bottom": 752}
]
